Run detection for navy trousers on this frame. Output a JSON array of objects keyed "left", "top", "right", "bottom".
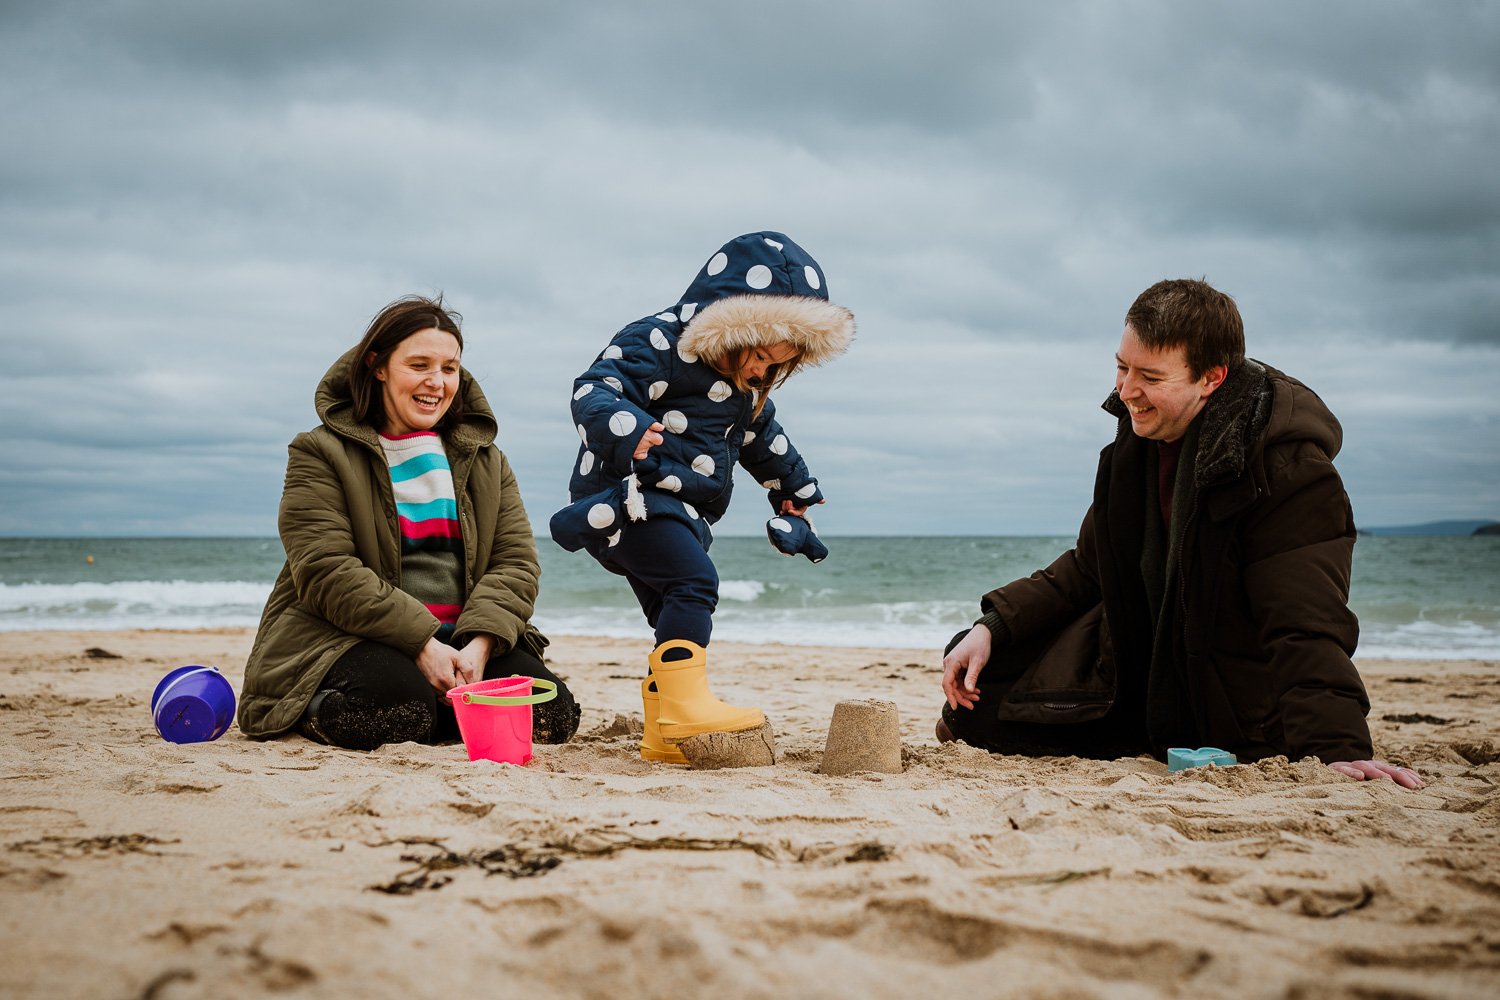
[{"left": 597, "top": 515, "right": 719, "bottom": 649}]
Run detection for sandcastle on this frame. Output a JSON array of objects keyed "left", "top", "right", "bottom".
[{"left": 819, "top": 698, "right": 903, "bottom": 775}]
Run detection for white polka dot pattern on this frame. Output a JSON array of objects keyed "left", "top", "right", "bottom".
[{"left": 561, "top": 234, "right": 834, "bottom": 551}]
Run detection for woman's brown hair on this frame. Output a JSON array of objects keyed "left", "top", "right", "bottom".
[{"left": 347, "top": 295, "right": 465, "bottom": 431}]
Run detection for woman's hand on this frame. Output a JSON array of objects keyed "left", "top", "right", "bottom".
[
  {"left": 453, "top": 634, "right": 496, "bottom": 686},
  {"left": 415, "top": 636, "right": 463, "bottom": 693},
  {"left": 633, "top": 422, "right": 666, "bottom": 460}
]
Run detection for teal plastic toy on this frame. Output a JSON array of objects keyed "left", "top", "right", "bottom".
[{"left": 1167, "top": 747, "right": 1237, "bottom": 772}]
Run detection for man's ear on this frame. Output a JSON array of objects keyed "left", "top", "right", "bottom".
[{"left": 1200, "top": 365, "right": 1228, "bottom": 397}]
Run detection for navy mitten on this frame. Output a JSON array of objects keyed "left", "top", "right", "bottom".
[{"left": 766, "top": 513, "right": 828, "bottom": 563}]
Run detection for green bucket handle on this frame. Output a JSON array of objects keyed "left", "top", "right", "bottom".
[{"left": 459, "top": 678, "right": 558, "bottom": 707}]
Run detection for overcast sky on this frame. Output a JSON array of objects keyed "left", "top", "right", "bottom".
[{"left": 2, "top": 0, "right": 1496, "bottom": 537}]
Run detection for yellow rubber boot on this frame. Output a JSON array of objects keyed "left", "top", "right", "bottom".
[
  {"left": 640, "top": 677, "right": 689, "bottom": 764},
  {"left": 650, "top": 640, "right": 765, "bottom": 743}
]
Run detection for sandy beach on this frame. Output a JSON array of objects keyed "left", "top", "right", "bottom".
[{"left": 1, "top": 629, "right": 1497, "bottom": 999}]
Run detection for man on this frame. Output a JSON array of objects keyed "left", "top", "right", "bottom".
[{"left": 939, "top": 279, "right": 1421, "bottom": 788}]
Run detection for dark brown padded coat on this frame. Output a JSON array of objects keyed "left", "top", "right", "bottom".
[{"left": 980, "top": 360, "right": 1373, "bottom": 763}]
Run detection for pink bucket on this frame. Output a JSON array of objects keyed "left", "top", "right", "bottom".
[{"left": 445, "top": 675, "right": 558, "bottom": 764}]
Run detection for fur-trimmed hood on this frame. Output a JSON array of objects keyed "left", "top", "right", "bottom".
[
  {"left": 674, "top": 232, "right": 854, "bottom": 366},
  {"left": 1102, "top": 359, "right": 1341, "bottom": 488},
  {"left": 680, "top": 294, "right": 855, "bottom": 367}
]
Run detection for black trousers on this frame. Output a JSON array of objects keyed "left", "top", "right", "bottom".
[
  {"left": 300, "top": 639, "right": 581, "bottom": 752},
  {"left": 939, "top": 629, "right": 1147, "bottom": 760}
]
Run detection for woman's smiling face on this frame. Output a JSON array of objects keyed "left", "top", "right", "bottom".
[{"left": 372, "top": 327, "right": 461, "bottom": 436}]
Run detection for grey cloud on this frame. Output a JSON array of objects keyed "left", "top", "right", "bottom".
[{"left": 1, "top": 1, "right": 1496, "bottom": 536}]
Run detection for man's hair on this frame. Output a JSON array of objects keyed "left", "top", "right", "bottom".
[{"left": 1125, "top": 279, "right": 1245, "bottom": 378}]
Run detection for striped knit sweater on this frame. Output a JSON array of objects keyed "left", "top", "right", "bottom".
[{"left": 379, "top": 432, "right": 464, "bottom": 643}]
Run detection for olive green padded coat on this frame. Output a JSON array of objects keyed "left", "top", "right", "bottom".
[{"left": 237, "top": 347, "right": 546, "bottom": 738}]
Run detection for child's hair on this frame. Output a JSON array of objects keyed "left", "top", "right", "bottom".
[{"left": 712, "top": 346, "right": 806, "bottom": 420}]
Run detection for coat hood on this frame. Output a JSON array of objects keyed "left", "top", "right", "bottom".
[
  {"left": 1102, "top": 359, "right": 1342, "bottom": 488},
  {"left": 313, "top": 344, "right": 498, "bottom": 451},
  {"left": 675, "top": 231, "right": 854, "bottom": 367}
]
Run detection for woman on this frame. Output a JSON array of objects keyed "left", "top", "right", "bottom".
[
  {"left": 239, "top": 295, "right": 579, "bottom": 751},
  {"left": 549, "top": 232, "right": 853, "bottom": 763}
]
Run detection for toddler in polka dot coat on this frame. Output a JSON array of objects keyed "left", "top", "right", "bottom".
[{"left": 550, "top": 231, "right": 854, "bottom": 764}]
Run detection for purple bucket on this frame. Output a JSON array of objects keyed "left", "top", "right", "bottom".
[{"left": 151, "top": 665, "right": 236, "bottom": 744}]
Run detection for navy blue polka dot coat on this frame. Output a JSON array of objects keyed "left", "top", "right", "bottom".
[{"left": 550, "top": 232, "right": 854, "bottom": 556}]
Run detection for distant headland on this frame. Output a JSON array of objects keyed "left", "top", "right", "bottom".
[{"left": 1358, "top": 519, "right": 1500, "bottom": 537}]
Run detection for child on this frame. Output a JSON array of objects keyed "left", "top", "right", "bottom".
[{"left": 550, "top": 232, "right": 854, "bottom": 763}]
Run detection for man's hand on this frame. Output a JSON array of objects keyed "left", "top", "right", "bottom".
[
  {"left": 942, "top": 624, "right": 992, "bottom": 710},
  {"left": 1328, "top": 759, "right": 1424, "bottom": 789},
  {"left": 633, "top": 422, "right": 666, "bottom": 460}
]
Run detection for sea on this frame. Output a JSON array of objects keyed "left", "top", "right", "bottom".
[{"left": 1, "top": 535, "right": 1496, "bottom": 660}]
